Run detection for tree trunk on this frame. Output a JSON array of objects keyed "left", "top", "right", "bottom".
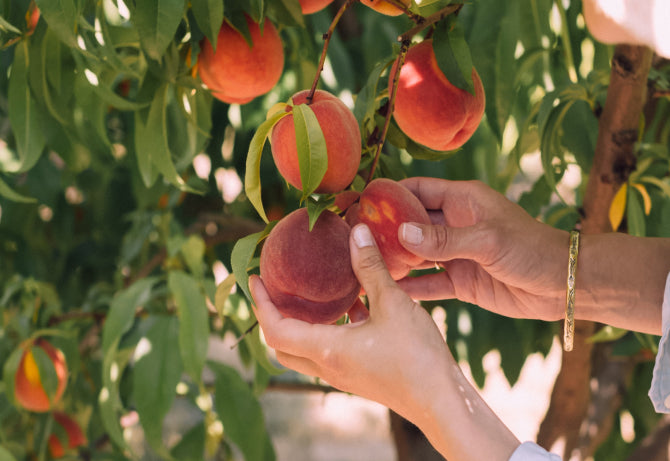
[{"left": 537, "top": 44, "right": 653, "bottom": 459}]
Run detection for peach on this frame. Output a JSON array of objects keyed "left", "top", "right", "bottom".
[
  {"left": 270, "top": 90, "right": 361, "bottom": 194},
  {"left": 48, "top": 412, "right": 87, "bottom": 458},
  {"left": 198, "top": 15, "right": 284, "bottom": 104},
  {"left": 299, "top": 0, "right": 335, "bottom": 14},
  {"left": 361, "top": 0, "right": 409, "bottom": 16},
  {"left": 260, "top": 208, "right": 361, "bottom": 324},
  {"left": 14, "top": 340, "right": 68, "bottom": 412},
  {"left": 391, "top": 39, "right": 485, "bottom": 151},
  {"left": 345, "top": 178, "right": 430, "bottom": 280}
]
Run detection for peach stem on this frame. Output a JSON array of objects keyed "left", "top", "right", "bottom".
[{"left": 307, "top": 0, "right": 358, "bottom": 104}]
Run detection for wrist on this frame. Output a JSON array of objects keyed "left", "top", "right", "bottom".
[{"left": 574, "top": 233, "right": 670, "bottom": 335}]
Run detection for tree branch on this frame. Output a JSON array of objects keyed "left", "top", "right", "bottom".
[{"left": 537, "top": 44, "right": 653, "bottom": 459}]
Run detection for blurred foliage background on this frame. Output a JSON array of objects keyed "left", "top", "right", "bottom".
[{"left": 0, "top": 0, "right": 669, "bottom": 460}]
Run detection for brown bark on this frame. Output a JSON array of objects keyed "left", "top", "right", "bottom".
[
  {"left": 537, "top": 45, "right": 653, "bottom": 459},
  {"left": 626, "top": 415, "right": 670, "bottom": 461}
]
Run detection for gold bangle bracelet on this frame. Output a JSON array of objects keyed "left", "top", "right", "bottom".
[{"left": 564, "top": 230, "right": 580, "bottom": 352}]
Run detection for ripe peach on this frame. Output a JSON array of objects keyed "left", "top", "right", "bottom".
[
  {"left": 361, "top": 0, "right": 409, "bottom": 16},
  {"left": 260, "top": 208, "right": 360, "bottom": 324},
  {"left": 198, "top": 16, "right": 284, "bottom": 104},
  {"left": 48, "top": 412, "right": 87, "bottom": 458},
  {"left": 299, "top": 0, "right": 335, "bottom": 14},
  {"left": 345, "top": 178, "right": 430, "bottom": 280},
  {"left": 391, "top": 39, "right": 485, "bottom": 151},
  {"left": 14, "top": 340, "right": 68, "bottom": 412},
  {"left": 270, "top": 90, "right": 361, "bottom": 194}
]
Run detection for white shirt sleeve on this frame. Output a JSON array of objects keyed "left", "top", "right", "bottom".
[
  {"left": 509, "top": 442, "right": 562, "bottom": 461},
  {"left": 648, "top": 272, "right": 670, "bottom": 412}
]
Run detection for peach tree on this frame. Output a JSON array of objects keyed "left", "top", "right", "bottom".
[{"left": 0, "top": 1, "right": 669, "bottom": 460}]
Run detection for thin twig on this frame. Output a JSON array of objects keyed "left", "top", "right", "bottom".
[
  {"left": 366, "top": 40, "right": 410, "bottom": 183},
  {"left": 398, "top": 3, "right": 462, "bottom": 43},
  {"left": 229, "top": 320, "right": 259, "bottom": 349},
  {"left": 307, "top": 0, "right": 358, "bottom": 104}
]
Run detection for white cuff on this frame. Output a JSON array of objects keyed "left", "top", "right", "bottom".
[
  {"left": 649, "top": 272, "right": 670, "bottom": 412},
  {"left": 509, "top": 442, "right": 562, "bottom": 461}
]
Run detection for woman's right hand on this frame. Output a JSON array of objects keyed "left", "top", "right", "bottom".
[{"left": 396, "top": 177, "right": 569, "bottom": 322}]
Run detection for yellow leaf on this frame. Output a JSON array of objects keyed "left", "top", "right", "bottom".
[
  {"left": 633, "top": 183, "right": 652, "bottom": 215},
  {"left": 609, "top": 183, "right": 627, "bottom": 231}
]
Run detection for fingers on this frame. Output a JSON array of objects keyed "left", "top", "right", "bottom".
[
  {"left": 399, "top": 221, "right": 488, "bottom": 263},
  {"left": 397, "top": 271, "right": 456, "bottom": 301},
  {"left": 249, "top": 275, "right": 333, "bottom": 358},
  {"left": 349, "top": 224, "right": 398, "bottom": 310}
]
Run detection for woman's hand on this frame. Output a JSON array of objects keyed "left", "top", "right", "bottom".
[
  {"left": 250, "top": 222, "right": 521, "bottom": 460},
  {"left": 250, "top": 223, "right": 448, "bottom": 421},
  {"left": 396, "top": 177, "right": 569, "bottom": 322}
]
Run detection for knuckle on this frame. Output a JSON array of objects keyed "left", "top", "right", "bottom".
[
  {"left": 357, "top": 251, "right": 389, "bottom": 274},
  {"left": 430, "top": 225, "right": 450, "bottom": 252}
]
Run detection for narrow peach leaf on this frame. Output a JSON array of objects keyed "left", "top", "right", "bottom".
[{"left": 609, "top": 183, "right": 627, "bottom": 231}]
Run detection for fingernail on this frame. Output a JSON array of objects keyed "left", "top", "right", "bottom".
[
  {"left": 401, "top": 223, "right": 423, "bottom": 245},
  {"left": 353, "top": 224, "right": 374, "bottom": 248}
]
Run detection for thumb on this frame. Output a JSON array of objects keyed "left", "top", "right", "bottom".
[
  {"left": 398, "top": 222, "right": 485, "bottom": 263},
  {"left": 349, "top": 224, "right": 398, "bottom": 308}
]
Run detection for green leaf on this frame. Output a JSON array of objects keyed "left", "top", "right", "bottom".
[
  {"left": 180, "top": 234, "right": 206, "bottom": 278},
  {"left": 133, "top": 316, "right": 183, "bottom": 458},
  {"left": 353, "top": 59, "right": 390, "bottom": 129},
  {"left": 0, "top": 445, "right": 18, "bottom": 461},
  {"left": 0, "top": 175, "right": 36, "bottom": 203},
  {"left": 231, "top": 223, "right": 276, "bottom": 301},
  {"left": 134, "top": 0, "right": 187, "bottom": 61},
  {"left": 101, "top": 277, "right": 157, "bottom": 353},
  {"left": 135, "top": 84, "right": 196, "bottom": 191},
  {"left": 0, "top": 16, "right": 21, "bottom": 35},
  {"left": 100, "top": 342, "right": 133, "bottom": 452},
  {"left": 267, "top": 0, "right": 304, "bottom": 28},
  {"left": 306, "top": 196, "right": 334, "bottom": 231},
  {"left": 170, "top": 421, "right": 206, "bottom": 460},
  {"left": 34, "top": 0, "right": 78, "bottom": 46},
  {"left": 433, "top": 16, "right": 475, "bottom": 95},
  {"left": 588, "top": 325, "right": 629, "bottom": 344},
  {"left": 168, "top": 270, "right": 209, "bottom": 384},
  {"left": 209, "top": 361, "right": 276, "bottom": 461},
  {"left": 292, "top": 103, "right": 328, "bottom": 201},
  {"left": 2, "top": 347, "right": 24, "bottom": 408},
  {"left": 31, "top": 344, "right": 60, "bottom": 404},
  {"left": 7, "top": 41, "right": 46, "bottom": 173},
  {"left": 191, "top": 0, "right": 224, "bottom": 50},
  {"left": 627, "top": 185, "right": 646, "bottom": 237},
  {"left": 245, "top": 110, "right": 289, "bottom": 222}
]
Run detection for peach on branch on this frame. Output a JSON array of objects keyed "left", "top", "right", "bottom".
[
  {"left": 259, "top": 208, "right": 361, "bottom": 324},
  {"left": 48, "top": 412, "right": 87, "bottom": 458},
  {"left": 299, "top": 0, "right": 335, "bottom": 14},
  {"left": 346, "top": 178, "right": 430, "bottom": 280},
  {"left": 270, "top": 90, "right": 361, "bottom": 194},
  {"left": 198, "top": 15, "right": 284, "bottom": 104},
  {"left": 14, "top": 340, "right": 68, "bottom": 412},
  {"left": 391, "top": 39, "right": 485, "bottom": 151},
  {"left": 361, "top": 0, "right": 410, "bottom": 16}
]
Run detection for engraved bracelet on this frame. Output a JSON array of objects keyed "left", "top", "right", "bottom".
[{"left": 564, "top": 230, "right": 580, "bottom": 352}]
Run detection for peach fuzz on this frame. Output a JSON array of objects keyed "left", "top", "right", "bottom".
[
  {"left": 198, "top": 16, "right": 284, "bottom": 104},
  {"left": 259, "top": 208, "right": 361, "bottom": 324},
  {"left": 345, "top": 178, "right": 430, "bottom": 280},
  {"left": 48, "top": 412, "right": 87, "bottom": 458},
  {"left": 14, "top": 340, "right": 68, "bottom": 412},
  {"left": 392, "top": 39, "right": 485, "bottom": 151},
  {"left": 270, "top": 90, "right": 361, "bottom": 194},
  {"left": 361, "top": 0, "right": 409, "bottom": 16},
  {"left": 299, "top": 0, "right": 335, "bottom": 14}
]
